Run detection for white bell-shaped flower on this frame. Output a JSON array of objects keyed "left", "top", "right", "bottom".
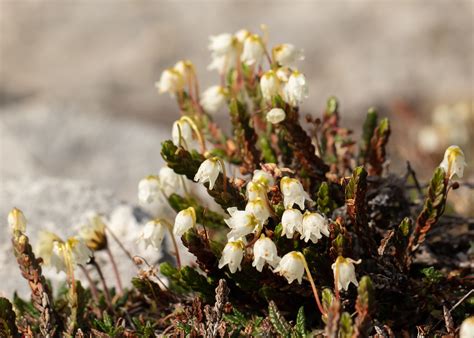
[
  {"left": 276, "top": 67, "right": 290, "bottom": 82},
  {"left": 159, "top": 167, "right": 182, "bottom": 197},
  {"left": 67, "top": 236, "right": 93, "bottom": 267},
  {"left": 200, "top": 85, "right": 228, "bottom": 114},
  {"left": 439, "top": 145, "right": 466, "bottom": 179},
  {"left": 172, "top": 119, "right": 195, "bottom": 149},
  {"left": 280, "top": 177, "right": 311, "bottom": 209},
  {"left": 274, "top": 251, "right": 305, "bottom": 284},
  {"left": 194, "top": 158, "right": 222, "bottom": 190},
  {"left": 252, "top": 235, "right": 280, "bottom": 272},
  {"left": 266, "top": 108, "right": 286, "bottom": 124},
  {"left": 331, "top": 256, "right": 361, "bottom": 291},
  {"left": 138, "top": 176, "right": 161, "bottom": 204},
  {"left": 241, "top": 34, "right": 264, "bottom": 66},
  {"left": 225, "top": 208, "right": 260, "bottom": 240},
  {"left": 50, "top": 237, "right": 92, "bottom": 273},
  {"left": 174, "top": 60, "right": 194, "bottom": 79},
  {"left": 141, "top": 219, "right": 167, "bottom": 250},
  {"left": 8, "top": 208, "right": 27, "bottom": 233},
  {"left": 218, "top": 240, "right": 245, "bottom": 273},
  {"left": 50, "top": 241, "right": 67, "bottom": 272},
  {"left": 245, "top": 198, "right": 270, "bottom": 225},
  {"left": 173, "top": 207, "right": 196, "bottom": 237},
  {"left": 301, "top": 212, "right": 330, "bottom": 243},
  {"left": 260, "top": 70, "right": 281, "bottom": 102},
  {"left": 234, "top": 29, "right": 250, "bottom": 43},
  {"left": 155, "top": 68, "right": 185, "bottom": 96},
  {"left": 273, "top": 43, "right": 304, "bottom": 67},
  {"left": 252, "top": 169, "right": 275, "bottom": 188},
  {"left": 209, "top": 33, "right": 237, "bottom": 56},
  {"left": 36, "top": 231, "right": 62, "bottom": 266},
  {"left": 246, "top": 181, "right": 268, "bottom": 201},
  {"left": 283, "top": 70, "right": 308, "bottom": 107},
  {"left": 460, "top": 316, "right": 474, "bottom": 338},
  {"left": 281, "top": 208, "right": 303, "bottom": 239}
]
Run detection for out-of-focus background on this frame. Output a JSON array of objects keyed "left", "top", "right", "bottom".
[{"left": 0, "top": 0, "right": 472, "bottom": 296}]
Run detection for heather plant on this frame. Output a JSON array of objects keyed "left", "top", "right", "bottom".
[{"left": 2, "top": 26, "right": 473, "bottom": 337}]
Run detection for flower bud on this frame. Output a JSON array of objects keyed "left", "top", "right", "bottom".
[
  {"left": 266, "top": 108, "right": 286, "bottom": 124},
  {"left": 8, "top": 208, "right": 26, "bottom": 233},
  {"left": 173, "top": 207, "right": 196, "bottom": 237},
  {"left": 274, "top": 251, "right": 305, "bottom": 284}
]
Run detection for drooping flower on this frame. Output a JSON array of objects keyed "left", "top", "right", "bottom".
[
  {"left": 67, "top": 236, "right": 93, "bottom": 267},
  {"left": 8, "top": 207, "right": 26, "bottom": 233},
  {"left": 283, "top": 70, "right": 308, "bottom": 107},
  {"left": 140, "top": 219, "right": 167, "bottom": 250},
  {"left": 225, "top": 208, "right": 261, "bottom": 240},
  {"left": 208, "top": 33, "right": 239, "bottom": 74},
  {"left": 266, "top": 108, "right": 286, "bottom": 124},
  {"left": 280, "top": 177, "right": 311, "bottom": 209},
  {"left": 36, "top": 231, "right": 63, "bottom": 266},
  {"left": 241, "top": 34, "right": 264, "bottom": 66},
  {"left": 332, "top": 256, "right": 361, "bottom": 291},
  {"left": 272, "top": 43, "right": 304, "bottom": 67},
  {"left": 200, "top": 85, "right": 228, "bottom": 114},
  {"left": 218, "top": 240, "right": 245, "bottom": 273},
  {"left": 138, "top": 176, "right": 161, "bottom": 204},
  {"left": 281, "top": 208, "right": 303, "bottom": 239},
  {"left": 439, "top": 145, "right": 467, "bottom": 179},
  {"left": 208, "top": 33, "right": 236, "bottom": 56},
  {"left": 172, "top": 119, "right": 195, "bottom": 149},
  {"left": 276, "top": 67, "right": 291, "bottom": 82},
  {"left": 301, "top": 211, "right": 330, "bottom": 243},
  {"left": 274, "top": 251, "right": 305, "bottom": 284},
  {"left": 260, "top": 70, "right": 281, "bottom": 102},
  {"left": 234, "top": 29, "right": 250, "bottom": 43},
  {"left": 78, "top": 212, "right": 108, "bottom": 251},
  {"left": 159, "top": 166, "right": 183, "bottom": 196},
  {"left": 252, "top": 169, "right": 275, "bottom": 188},
  {"left": 246, "top": 181, "right": 268, "bottom": 201},
  {"left": 173, "top": 207, "right": 196, "bottom": 237},
  {"left": 50, "top": 237, "right": 92, "bottom": 273},
  {"left": 174, "top": 60, "right": 194, "bottom": 80},
  {"left": 155, "top": 68, "right": 185, "bottom": 95},
  {"left": 252, "top": 235, "right": 280, "bottom": 272},
  {"left": 460, "top": 316, "right": 474, "bottom": 338},
  {"left": 245, "top": 198, "right": 270, "bottom": 225},
  {"left": 194, "top": 158, "right": 222, "bottom": 190}
]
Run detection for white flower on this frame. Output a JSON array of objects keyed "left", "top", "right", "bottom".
[
  {"left": 194, "top": 158, "right": 222, "bottom": 190},
  {"left": 172, "top": 119, "right": 195, "bottom": 149},
  {"left": 155, "top": 68, "right": 185, "bottom": 95},
  {"left": 50, "top": 237, "right": 92, "bottom": 272},
  {"left": 209, "top": 33, "right": 236, "bottom": 56},
  {"left": 274, "top": 251, "right": 305, "bottom": 284},
  {"left": 36, "top": 231, "right": 62, "bottom": 266},
  {"left": 50, "top": 241, "right": 67, "bottom": 272},
  {"left": 460, "top": 316, "right": 474, "bottom": 338},
  {"left": 141, "top": 219, "right": 167, "bottom": 250},
  {"left": 67, "top": 236, "right": 93, "bottom": 267},
  {"left": 234, "top": 29, "right": 251, "bottom": 43},
  {"left": 200, "top": 85, "right": 228, "bottom": 114},
  {"left": 252, "top": 235, "right": 280, "bottom": 272},
  {"left": 8, "top": 208, "right": 26, "bottom": 233},
  {"left": 260, "top": 70, "right": 281, "bottom": 102},
  {"left": 173, "top": 207, "right": 196, "bottom": 237},
  {"left": 252, "top": 169, "right": 275, "bottom": 188},
  {"left": 280, "top": 177, "right": 311, "bottom": 209},
  {"left": 276, "top": 67, "right": 290, "bottom": 82},
  {"left": 301, "top": 212, "right": 330, "bottom": 243},
  {"left": 174, "top": 60, "right": 194, "bottom": 79},
  {"left": 439, "top": 145, "right": 466, "bottom": 179},
  {"left": 273, "top": 44, "right": 304, "bottom": 67},
  {"left": 266, "top": 108, "right": 286, "bottom": 124},
  {"left": 225, "top": 209, "right": 260, "bottom": 240},
  {"left": 283, "top": 70, "right": 308, "bottom": 107},
  {"left": 218, "top": 240, "right": 245, "bottom": 273},
  {"left": 78, "top": 212, "right": 108, "bottom": 251},
  {"left": 138, "top": 176, "right": 160, "bottom": 204},
  {"left": 332, "top": 256, "right": 361, "bottom": 291},
  {"left": 246, "top": 181, "right": 268, "bottom": 201},
  {"left": 159, "top": 167, "right": 182, "bottom": 196},
  {"left": 245, "top": 198, "right": 270, "bottom": 225},
  {"left": 241, "top": 34, "right": 264, "bottom": 66},
  {"left": 281, "top": 208, "right": 303, "bottom": 239}
]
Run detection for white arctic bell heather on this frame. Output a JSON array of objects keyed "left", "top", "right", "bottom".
[
  {"left": 252, "top": 235, "right": 280, "bottom": 272},
  {"left": 159, "top": 167, "right": 182, "bottom": 196},
  {"left": 246, "top": 181, "right": 268, "bottom": 201},
  {"left": 260, "top": 70, "right": 281, "bottom": 102},
  {"left": 241, "top": 34, "right": 264, "bottom": 66},
  {"left": 274, "top": 251, "right": 305, "bottom": 284},
  {"left": 225, "top": 208, "right": 260, "bottom": 240},
  {"left": 283, "top": 70, "right": 309, "bottom": 107},
  {"left": 8, "top": 207, "right": 27, "bottom": 233},
  {"left": 218, "top": 240, "right": 245, "bottom": 273},
  {"left": 173, "top": 207, "right": 196, "bottom": 237},
  {"left": 174, "top": 60, "right": 194, "bottom": 79},
  {"left": 138, "top": 176, "right": 161, "bottom": 204},
  {"left": 281, "top": 208, "right": 303, "bottom": 239},
  {"left": 156, "top": 68, "right": 185, "bottom": 95},
  {"left": 332, "top": 256, "right": 361, "bottom": 291},
  {"left": 200, "top": 85, "right": 228, "bottom": 114},
  {"left": 194, "top": 158, "right": 222, "bottom": 190},
  {"left": 50, "top": 237, "right": 92, "bottom": 273},
  {"left": 301, "top": 212, "right": 330, "bottom": 243},
  {"left": 245, "top": 198, "right": 270, "bottom": 225},
  {"left": 252, "top": 169, "right": 275, "bottom": 188},
  {"left": 208, "top": 33, "right": 236, "bottom": 56},
  {"left": 439, "top": 145, "right": 467, "bottom": 179},
  {"left": 172, "top": 119, "right": 195, "bottom": 149},
  {"left": 460, "top": 316, "right": 474, "bottom": 338},
  {"left": 141, "top": 219, "right": 167, "bottom": 250},
  {"left": 234, "top": 29, "right": 251, "bottom": 43},
  {"left": 266, "top": 108, "right": 286, "bottom": 124},
  {"left": 280, "top": 176, "right": 311, "bottom": 209},
  {"left": 272, "top": 43, "right": 304, "bottom": 67}
]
